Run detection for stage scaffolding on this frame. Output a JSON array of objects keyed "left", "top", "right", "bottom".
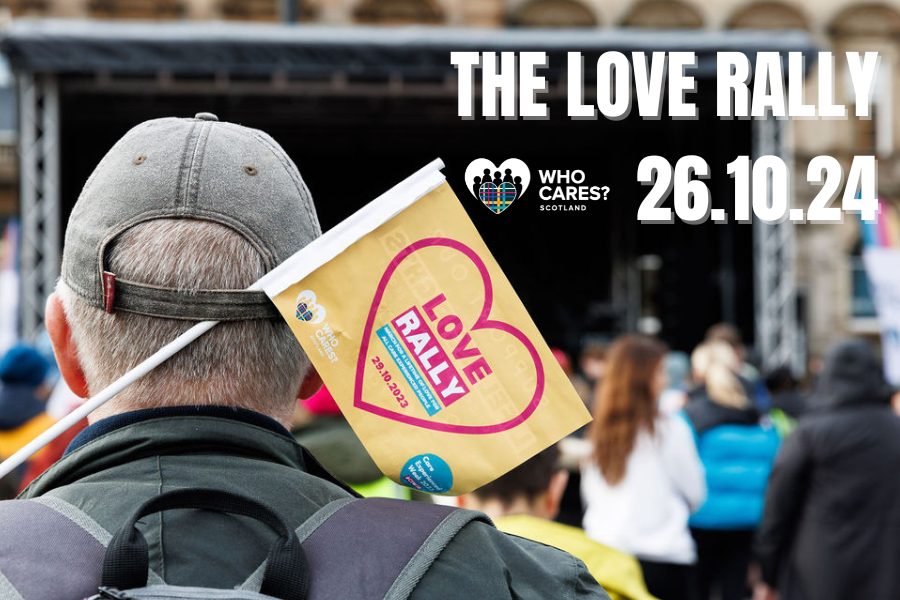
[
  {"left": 753, "top": 114, "right": 805, "bottom": 374},
  {"left": 5, "top": 20, "right": 813, "bottom": 367},
  {"left": 17, "top": 72, "right": 59, "bottom": 343}
]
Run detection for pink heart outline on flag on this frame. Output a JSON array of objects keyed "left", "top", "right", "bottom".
[{"left": 353, "top": 238, "right": 545, "bottom": 434}]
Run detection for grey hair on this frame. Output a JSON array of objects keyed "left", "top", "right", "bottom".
[{"left": 57, "top": 219, "right": 309, "bottom": 425}]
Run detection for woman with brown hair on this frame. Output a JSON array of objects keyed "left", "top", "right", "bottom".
[{"left": 581, "top": 335, "right": 706, "bottom": 600}]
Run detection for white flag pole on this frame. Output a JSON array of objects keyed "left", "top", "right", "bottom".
[
  {"left": 0, "top": 158, "right": 446, "bottom": 481},
  {"left": 0, "top": 320, "right": 217, "bottom": 479}
]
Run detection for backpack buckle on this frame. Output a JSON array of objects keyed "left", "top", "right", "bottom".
[{"left": 97, "top": 587, "right": 132, "bottom": 600}]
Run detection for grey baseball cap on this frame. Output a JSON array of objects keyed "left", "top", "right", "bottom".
[{"left": 61, "top": 112, "right": 321, "bottom": 320}]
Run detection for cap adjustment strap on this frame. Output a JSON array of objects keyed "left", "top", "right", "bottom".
[{"left": 107, "top": 278, "right": 280, "bottom": 321}]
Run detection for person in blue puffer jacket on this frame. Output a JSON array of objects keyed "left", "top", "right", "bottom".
[{"left": 682, "top": 341, "right": 780, "bottom": 600}]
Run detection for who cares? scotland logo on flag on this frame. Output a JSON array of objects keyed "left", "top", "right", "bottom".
[
  {"left": 295, "top": 289, "right": 326, "bottom": 324},
  {"left": 465, "top": 158, "right": 531, "bottom": 214}
]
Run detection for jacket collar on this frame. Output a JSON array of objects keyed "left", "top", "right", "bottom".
[
  {"left": 65, "top": 405, "right": 292, "bottom": 455},
  {"left": 21, "top": 410, "right": 356, "bottom": 499}
]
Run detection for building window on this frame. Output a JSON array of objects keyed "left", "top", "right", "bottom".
[
  {"left": 846, "top": 64, "right": 886, "bottom": 156},
  {"left": 221, "top": 0, "right": 277, "bottom": 21},
  {"left": 220, "top": 0, "right": 316, "bottom": 22},
  {"left": 829, "top": 4, "right": 900, "bottom": 37},
  {"left": 1, "top": 0, "right": 49, "bottom": 17},
  {"left": 832, "top": 5, "right": 900, "bottom": 159},
  {"left": 509, "top": 0, "right": 597, "bottom": 28},
  {"left": 354, "top": 0, "right": 444, "bottom": 24},
  {"left": 87, "top": 0, "right": 185, "bottom": 19},
  {"left": 855, "top": 106, "right": 878, "bottom": 156},
  {"left": 621, "top": 0, "right": 703, "bottom": 29},
  {"left": 728, "top": 2, "right": 807, "bottom": 30},
  {"left": 851, "top": 243, "right": 877, "bottom": 319}
]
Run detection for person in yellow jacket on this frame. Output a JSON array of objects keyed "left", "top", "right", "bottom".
[{"left": 458, "top": 444, "right": 658, "bottom": 600}]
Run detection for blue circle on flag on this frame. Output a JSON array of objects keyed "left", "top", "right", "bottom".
[{"left": 400, "top": 454, "right": 453, "bottom": 494}]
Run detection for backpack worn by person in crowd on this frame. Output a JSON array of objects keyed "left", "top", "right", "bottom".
[{"left": 0, "top": 488, "right": 491, "bottom": 600}]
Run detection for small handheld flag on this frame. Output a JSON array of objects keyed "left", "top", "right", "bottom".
[{"left": 261, "top": 160, "right": 590, "bottom": 494}]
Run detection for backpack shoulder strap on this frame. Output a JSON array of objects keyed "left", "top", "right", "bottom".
[
  {"left": 0, "top": 497, "right": 110, "bottom": 600},
  {"left": 0, "top": 496, "right": 167, "bottom": 600},
  {"left": 240, "top": 497, "right": 493, "bottom": 600},
  {"left": 2, "top": 495, "right": 490, "bottom": 600},
  {"left": 382, "top": 504, "right": 493, "bottom": 600}
]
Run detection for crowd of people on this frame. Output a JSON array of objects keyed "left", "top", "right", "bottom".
[
  {"left": 544, "top": 325, "right": 900, "bottom": 600},
  {"left": 3, "top": 309, "right": 898, "bottom": 600},
  {"left": 0, "top": 114, "right": 899, "bottom": 600}
]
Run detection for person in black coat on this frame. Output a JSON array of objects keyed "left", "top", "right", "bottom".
[{"left": 754, "top": 340, "right": 900, "bottom": 600}]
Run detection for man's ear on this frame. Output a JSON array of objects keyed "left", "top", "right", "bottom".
[
  {"left": 296, "top": 366, "right": 323, "bottom": 401},
  {"left": 45, "top": 292, "right": 89, "bottom": 399}
]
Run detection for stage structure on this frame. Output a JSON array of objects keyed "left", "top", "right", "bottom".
[{"left": 2, "top": 19, "right": 814, "bottom": 364}]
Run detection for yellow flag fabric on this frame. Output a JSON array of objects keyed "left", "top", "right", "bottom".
[{"left": 269, "top": 168, "right": 590, "bottom": 494}]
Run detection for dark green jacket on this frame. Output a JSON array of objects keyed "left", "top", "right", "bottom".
[{"left": 14, "top": 413, "right": 608, "bottom": 599}]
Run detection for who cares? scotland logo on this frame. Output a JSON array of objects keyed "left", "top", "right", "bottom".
[
  {"left": 295, "top": 289, "right": 326, "bottom": 324},
  {"left": 465, "top": 158, "right": 531, "bottom": 214}
]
